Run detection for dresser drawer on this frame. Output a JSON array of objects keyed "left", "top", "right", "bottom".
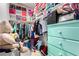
[
  {"left": 62, "top": 39, "right": 79, "bottom": 55},
  {"left": 60, "top": 27, "right": 79, "bottom": 41},
  {"left": 48, "top": 20, "right": 79, "bottom": 56},
  {"left": 48, "top": 50, "right": 55, "bottom": 56},
  {"left": 48, "top": 36, "right": 75, "bottom": 56},
  {"left": 48, "top": 27, "right": 79, "bottom": 41},
  {"left": 48, "top": 36, "right": 63, "bottom": 48},
  {"left": 48, "top": 44, "right": 63, "bottom": 56},
  {"left": 48, "top": 27, "right": 62, "bottom": 37},
  {"left": 63, "top": 51, "right": 74, "bottom": 56},
  {"left": 48, "top": 43, "right": 74, "bottom": 56}
]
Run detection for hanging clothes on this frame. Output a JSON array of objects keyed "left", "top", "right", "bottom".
[
  {"left": 28, "top": 24, "right": 32, "bottom": 38},
  {"left": 34, "top": 20, "right": 43, "bottom": 50},
  {"left": 39, "top": 16, "right": 47, "bottom": 47},
  {"left": 19, "top": 23, "right": 22, "bottom": 40},
  {"left": 33, "top": 21, "right": 38, "bottom": 35},
  {"left": 39, "top": 18, "right": 47, "bottom": 33},
  {"left": 34, "top": 20, "right": 43, "bottom": 36},
  {"left": 37, "top": 20, "right": 43, "bottom": 36},
  {"left": 36, "top": 36, "right": 43, "bottom": 50},
  {"left": 30, "top": 24, "right": 35, "bottom": 49},
  {"left": 71, "top": 3, "right": 79, "bottom": 19},
  {"left": 22, "top": 23, "right": 26, "bottom": 42},
  {"left": 25, "top": 23, "right": 29, "bottom": 38},
  {"left": 13, "top": 23, "right": 17, "bottom": 33},
  {"left": 31, "top": 31, "right": 35, "bottom": 49},
  {"left": 16, "top": 23, "right": 20, "bottom": 34}
]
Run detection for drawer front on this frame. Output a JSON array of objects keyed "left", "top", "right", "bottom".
[
  {"left": 48, "top": 36, "right": 63, "bottom": 48},
  {"left": 48, "top": 50, "right": 55, "bottom": 56},
  {"left": 60, "top": 27, "right": 79, "bottom": 41},
  {"left": 48, "top": 27, "right": 79, "bottom": 41},
  {"left": 48, "top": 36, "right": 75, "bottom": 56},
  {"left": 48, "top": 27, "right": 62, "bottom": 37},
  {"left": 48, "top": 20, "right": 79, "bottom": 56},
  {"left": 62, "top": 39, "right": 79, "bottom": 55},
  {"left": 63, "top": 51, "right": 74, "bottom": 56},
  {"left": 48, "top": 44, "right": 63, "bottom": 56},
  {"left": 48, "top": 44, "right": 73, "bottom": 56}
]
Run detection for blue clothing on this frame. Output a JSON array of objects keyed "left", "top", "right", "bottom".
[
  {"left": 31, "top": 31, "right": 34, "bottom": 49},
  {"left": 75, "top": 10, "right": 79, "bottom": 19},
  {"left": 31, "top": 31, "right": 34, "bottom": 39},
  {"left": 36, "top": 35, "right": 43, "bottom": 50}
]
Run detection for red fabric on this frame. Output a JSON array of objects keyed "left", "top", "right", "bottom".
[
  {"left": 28, "top": 9, "right": 34, "bottom": 17},
  {"left": 41, "top": 3, "right": 46, "bottom": 9},
  {"left": 35, "top": 3, "right": 46, "bottom": 14},
  {"left": 40, "top": 45, "right": 47, "bottom": 56},
  {"left": 22, "top": 11, "right": 26, "bottom": 16},
  {"left": 35, "top": 3, "right": 46, "bottom": 9},
  {"left": 43, "top": 9, "right": 47, "bottom": 16},
  {"left": 34, "top": 3, "right": 43, "bottom": 14},
  {"left": 39, "top": 3, "right": 43, "bottom": 7},
  {"left": 30, "top": 10, "right": 34, "bottom": 16},
  {"left": 36, "top": 3, "right": 42, "bottom": 7},
  {"left": 62, "top": 3, "right": 69, "bottom": 7},
  {"left": 9, "top": 8, "right": 16, "bottom": 14},
  {"left": 42, "top": 46, "right": 46, "bottom": 52},
  {"left": 71, "top": 3, "right": 79, "bottom": 10},
  {"left": 34, "top": 6, "right": 39, "bottom": 14},
  {"left": 22, "top": 17, "right": 26, "bottom": 21},
  {"left": 35, "top": 3, "right": 39, "bottom": 6},
  {"left": 62, "top": 3, "right": 72, "bottom": 12}
]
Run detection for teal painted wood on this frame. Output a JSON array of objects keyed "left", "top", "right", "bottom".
[
  {"left": 59, "top": 27, "right": 79, "bottom": 41},
  {"left": 48, "top": 44, "right": 63, "bottom": 56},
  {"left": 48, "top": 36, "right": 63, "bottom": 48},
  {"left": 48, "top": 43, "right": 75, "bottom": 56},
  {"left": 62, "top": 39, "right": 79, "bottom": 55},
  {"left": 48, "top": 27, "right": 79, "bottom": 41},
  {"left": 48, "top": 20, "right": 79, "bottom": 27},
  {"left": 48, "top": 20, "right": 79, "bottom": 56}
]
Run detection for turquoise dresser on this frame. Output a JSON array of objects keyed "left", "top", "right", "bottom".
[{"left": 48, "top": 20, "right": 79, "bottom": 56}]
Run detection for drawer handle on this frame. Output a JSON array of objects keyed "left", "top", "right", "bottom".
[
  {"left": 59, "top": 32, "right": 62, "bottom": 35},
  {"left": 59, "top": 32, "right": 65, "bottom": 39},
  {"left": 58, "top": 42, "right": 62, "bottom": 46}
]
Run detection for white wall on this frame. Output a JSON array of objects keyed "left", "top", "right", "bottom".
[{"left": 0, "top": 3, "right": 10, "bottom": 22}]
